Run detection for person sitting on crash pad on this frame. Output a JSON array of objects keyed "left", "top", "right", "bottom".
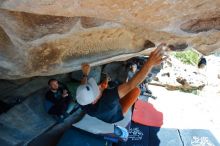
[
  {"left": 45, "top": 79, "right": 74, "bottom": 117},
  {"left": 76, "top": 44, "right": 166, "bottom": 123}
]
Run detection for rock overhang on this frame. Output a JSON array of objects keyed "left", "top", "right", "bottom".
[{"left": 0, "top": 0, "right": 220, "bottom": 79}]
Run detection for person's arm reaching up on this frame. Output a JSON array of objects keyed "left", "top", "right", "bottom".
[{"left": 118, "top": 45, "right": 166, "bottom": 98}]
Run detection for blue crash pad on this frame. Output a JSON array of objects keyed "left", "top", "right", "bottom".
[
  {"left": 117, "top": 122, "right": 182, "bottom": 146},
  {"left": 117, "top": 122, "right": 220, "bottom": 146},
  {"left": 57, "top": 127, "right": 112, "bottom": 146}
]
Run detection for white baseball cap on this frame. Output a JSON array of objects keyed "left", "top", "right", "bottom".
[{"left": 76, "top": 78, "right": 100, "bottom": 105}]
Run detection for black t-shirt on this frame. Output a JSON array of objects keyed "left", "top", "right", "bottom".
[
  {"left": 81, "top": 87, "right": 124, "bottom": 123},
  {"left": 45, "top": 87, "right": 65, "bottom": 104}
]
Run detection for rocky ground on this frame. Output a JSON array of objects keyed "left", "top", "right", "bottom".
[
  {"left": 153, "top": 55, "right": 206, "bottom": 92},
  {"left": 199, "top": 54, "right": 220, "bottom": 97},
  {"left": 147, "top": 54, "right": 220, "bottom": 143},
  {"left": 148, "top": 85, "right": 220, "bottom": 141}
]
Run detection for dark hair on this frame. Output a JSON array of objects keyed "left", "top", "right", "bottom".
[{"left": 48, "top": 78, "right": 57, "bottom": 85}]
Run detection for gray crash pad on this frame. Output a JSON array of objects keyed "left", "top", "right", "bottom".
[
  {"left": 0, "top": 89, "right": 56, "bottom": 146},
  {"left": 72, "top": 108, "right": 132, "bottom": 134},
  {"left": 179, "top": 129, "right": 220, "bottom": 146}
]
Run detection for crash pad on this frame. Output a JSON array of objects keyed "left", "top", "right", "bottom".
[
  {"left": 72, "top": 108, "right": 132, "bottom": 134},
  {"left": 117, "top": 122, "right": 182, "bottom": 146},
  {"left": 132, "top": 100, "right": 163, "bottom": 127},
  {"left": 117, "top": 121, "right": 220, "bottom": 146},
  {"left": 117, "top": 122, "right": 149, "bottom": 146},
  {"left": 0, "top": 89, "right": 56, "bottom": 146},
  {"left": 57, "top": 127, "right": 112, "bottom": 146},
  {"left": 179, "top": 129, "right": 220, "bottom": 146}
]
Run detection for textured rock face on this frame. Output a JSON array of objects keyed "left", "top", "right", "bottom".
[{"left": 0, "top": 0, "right": 220, "bottom": 79}]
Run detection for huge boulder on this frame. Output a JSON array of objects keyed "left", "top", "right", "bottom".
[{"left": 0, "top": 0, "right": 220, "bottom": 79}]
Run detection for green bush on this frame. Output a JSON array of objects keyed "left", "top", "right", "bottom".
[{"left": 171, "top": 49, "right": 200, "bottom": 66}]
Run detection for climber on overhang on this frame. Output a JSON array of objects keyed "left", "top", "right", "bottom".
[{"left": 75, "top": 44, "right": 166, "bottom": 123}]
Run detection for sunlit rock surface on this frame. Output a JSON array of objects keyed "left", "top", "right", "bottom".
[
  {"left": 0, "top": 0, "right": 220, "bottom": 79},
  {"left": 155, "top": 56, "right": 207, "bottom": 91}
]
